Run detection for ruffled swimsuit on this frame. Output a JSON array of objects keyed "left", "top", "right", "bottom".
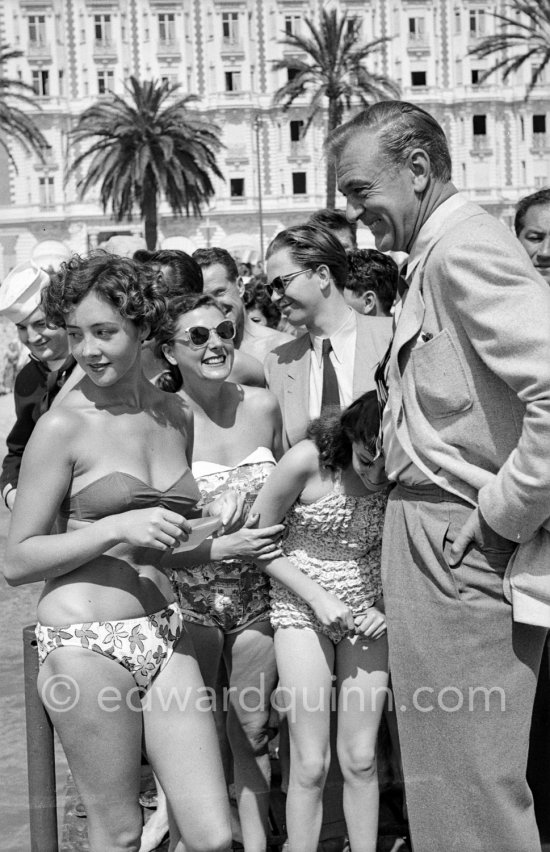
[
  {"left": 35, "top": 468, "right": 201, "bottom": 692},
  {"left": 270, "top": 477, "right": 387, "bottom": 643},
  {"left": 171, "top": 447, "right": 276, "bottom": 633}
]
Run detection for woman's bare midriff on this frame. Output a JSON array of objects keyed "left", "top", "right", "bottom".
[{"left": 37, "top": 540, "right": 176, "bottom": 625}]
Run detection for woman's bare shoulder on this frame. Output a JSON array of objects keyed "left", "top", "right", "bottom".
[
  {"left": 149, "top": 384, "right": 194, "bottom": 427},
  {"left": 241, "top": 384, "right": 279, "bottom": 413}
]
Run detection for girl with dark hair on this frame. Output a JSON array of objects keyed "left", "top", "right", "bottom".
[
  {"left": 154, "top": 290, "right": 284, "bottom": 852},
  {"left": 249, "top": 391, "right": 389, "bottom": 852},
  {"left": 4, "top": 254, "right": 243, "bottom": 852}
]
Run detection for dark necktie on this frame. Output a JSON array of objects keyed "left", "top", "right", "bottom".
[{"left": 321, "top": 338, "right": 340, "bottom": 416}]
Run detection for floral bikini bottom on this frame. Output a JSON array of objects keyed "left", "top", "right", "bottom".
[{"left": 35, "top": 602, "right": 184, "bottom": 692}]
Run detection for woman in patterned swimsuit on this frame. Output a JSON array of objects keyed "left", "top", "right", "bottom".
[
  {"left": 250, "top": 392, "right": 390, "bottom": 852},
  {"left": 155, "top": 292, "right": 284, "bottom": 852},
  {"left": 4, "top": 256, "right": 242, "bottom": 852}
]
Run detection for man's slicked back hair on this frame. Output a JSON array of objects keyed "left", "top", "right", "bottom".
[
  {"left": 192, "top": 247, "right": 239, "bottom": 283},
  {"left": 326, "top": 101, "right": 452, "bottom": 183},
  {"left": 514, "top": 188, "right": 550, "bottom": 236}
]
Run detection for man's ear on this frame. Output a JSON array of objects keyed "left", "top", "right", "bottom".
[
  {"left": 317, "top": 264, "right": 331, "bottom": 290},
  {"left": 237, "top": 276, "right": 245, "bottom": 296},
  {"left": 408, "top": 148, "right": 431, "bottom": 193},
  {"left": 161, "top": 342, "right": 177, "bottom": 365},
  {"left": 362, "top": 290, "right": 377, "bottom": 315}
]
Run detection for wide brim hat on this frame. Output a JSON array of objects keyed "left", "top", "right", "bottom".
[{"left": 0, "top": 261, "right": 50, "bottom": 324}]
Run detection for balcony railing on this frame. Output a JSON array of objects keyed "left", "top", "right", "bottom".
[
  {"left": 28, "top": 42, "right": 51, "bottom": 61},
  {"left": 157, "top": 38, "right": 181, "bottom": 57}
]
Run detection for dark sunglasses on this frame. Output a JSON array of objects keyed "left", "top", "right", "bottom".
[
  {"left": 174, "top": 319, "right": 236, "bottom": 349},
  {"left": 266, "top": 268, "right": 312, "bottom": 299}
]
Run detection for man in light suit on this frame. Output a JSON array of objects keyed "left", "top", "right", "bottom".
[
  {"left": 328, "top": 101, "right": 550, "bottom": 852},
  {"left": 264, "top": 224, "right": 392, "bottom": 450}
]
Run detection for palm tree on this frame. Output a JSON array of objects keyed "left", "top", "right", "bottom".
[
  {"left": 0, "top": 44, "right": 48, "bottom": 168},
  {"left": 273, "top": 9, "right": 399, "bottom": 208},
  {"left": 69, "top": 77, "right": 224, "bottom": 249},
  {"left": 468, "top": 0, "right": 550, "bottom": 99}
]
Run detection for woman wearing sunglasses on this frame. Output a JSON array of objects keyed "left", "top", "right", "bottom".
[
  {"left": 249, "top": 392, "right": 389, "bottom": 852},
  {"left": 4, "top": 255, "right": 244, "bottom": 852},
  {"left": 155, "top": 292, "right": 284, "bottom": 852}
]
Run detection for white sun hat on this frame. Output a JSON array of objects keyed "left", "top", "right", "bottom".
[{"left": 0, "top": 261, "right": 50, "bottom": 324}]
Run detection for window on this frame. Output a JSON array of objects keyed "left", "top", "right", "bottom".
[
  {"left": 161, "top": 73, "right": 178, "bottom": 87},
  {"left": 469, "top": 10, "right": 485, "bottom": 36},
  {"left": 290, "top": 120, "right": 303, "bottom": 142},
  {"left": 97, "top": 69, "right": 114, "bottom": 94},
  {"left": 411, "top": 71, "right": 426, "bottom": 87},
  {"left": 471, "top": 69, "right": 481, "bottom": 85},
  {"left": 346, "top": 17, "right": 361, "bottom": 37},
  {"left": 94, "top": 14, "right": 111, "bottom": 45},
  {"left": 287, "top": 68, "right": 299, "bottom": 83},
  {"left": 28, "top": 15, "right": 46, "bottom": 46},
  {"left": 222, "top": 11, "right": 239, "bottom": 44},
  {"left": 454, "top": 9, "right": 461, "bottom": 34},
  {"left": 230, "top": 178, "right": 245, "bottom": 198},
  {"left": 408, "top": 17, "right": 425, "bottom": 41},
  {"left": 473, "top": 114, "right": 486, "bottom": 135},
  {"left": 38, "top": 176, "right": 54, "bottom": 208},
  {"left": 533, "top": 115, "right": 547, "bottom": 134},
  {"left": 292, "top": 172, "right": 307, "bottom": 195},
  {"left": 158, "top": 13, "right": 175, "bottom": 43},
  {"left": 284, "top": 15, "right": 300, "bottom": 37},
  {"left": 225, "top": 71, "right": 241, "bottom": 92},
  {"left": 32, "top": 69, "right": 49, "bottom": 96},
  {"left": 58, "top": 69, "right": 64, "bottom": 96},
  {"left": 520, "top": 116, "right": 525, "bottom": 140}
]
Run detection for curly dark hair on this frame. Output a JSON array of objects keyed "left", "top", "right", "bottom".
[
  {"left": 346, "top": 249, "right": 398, "bottom": 315},
  {"left": 242, "top": 279, "right": 281, "bottom": 329},
  {"left": 153, "top": 292, "right": 227, "bottom": 393},
  {"left": 41, "top": 253, "right": 168, "bottom": 339},
  {"left": 307, "top": 391, "right": 380, "bottom": 471}
]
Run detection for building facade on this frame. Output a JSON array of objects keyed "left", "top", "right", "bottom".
[{"left": 0, "top": 0, "right": 548, "bottom": 272}]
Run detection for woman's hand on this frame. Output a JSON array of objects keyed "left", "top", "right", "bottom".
[
  {"left": 310, "top": 590, "right": 355, "bottom": 633},
  {"left": 354, "top": 604, "right": 387, "bottom": 640},
  {"left": 214, "top": 512, "right": 285, "bottom": 561},
  {"left": 204, "top": 489, "right": 246, "bottom": 533},
  {"left": 112, "top": 508, "right": 192, "bottom": 550}
]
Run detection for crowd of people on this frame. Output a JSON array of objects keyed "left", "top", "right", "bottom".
[{"left": 1, "top": 100, "right": 550, "bottom": 852}]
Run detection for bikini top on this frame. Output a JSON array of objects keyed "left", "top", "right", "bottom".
[
  {"left": 59, "top": 468, "right": 201, "bottom": 523},
  {"left": 192, "top": 446, "right": 276, "bottom": 478}
]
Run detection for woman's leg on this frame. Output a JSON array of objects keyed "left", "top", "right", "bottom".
[
  {"left": 37, "top": 648, "right": 144, "bottom": 852},
  {"left": 274, "top": 627, "right": 334, "bottom": 852},
  {"left": 142, "top": 622, "right": 226, "bottom": 852},
  {"left": 142, "top": 629, "right": 232, "bottom": 852},
  {"left": 224, "top": 620, "right": 278, "bottom": 852},
  {"left": 335, "top": 633, "right": 389, "bottom": 852}
]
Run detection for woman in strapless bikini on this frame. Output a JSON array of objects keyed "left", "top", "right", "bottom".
[
  {"left": 4, "top": 255, "right": 242, "bottom": 852},
  {"left": 154, "top": 292, "right": 284, "bottom": 852}
]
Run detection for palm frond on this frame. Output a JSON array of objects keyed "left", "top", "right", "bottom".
[{"left": 468, "top": 0, "right": 550, "bottom": 99}]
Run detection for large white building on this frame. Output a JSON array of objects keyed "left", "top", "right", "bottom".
[{"left": 0, "top": 0, "right": 548, "bottom": 271}]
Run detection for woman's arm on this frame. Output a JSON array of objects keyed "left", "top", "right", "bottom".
[
  {"left": 250, "top": 441, "right": 355, "bottom": 632},
  {"left": 5, "top": 409, "right": 189, "bottom": 586}
]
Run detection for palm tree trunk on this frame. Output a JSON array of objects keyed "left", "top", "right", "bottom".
[
  {"left": 325, "top": 99, "right": 342, "bottom": 209},
  {"left": 143, "top": 175, "right": 158, "bottom": 250}
]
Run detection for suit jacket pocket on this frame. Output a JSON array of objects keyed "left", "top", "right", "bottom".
[{"left": 411, "top": 328, "right": 473, "bottom": 419}]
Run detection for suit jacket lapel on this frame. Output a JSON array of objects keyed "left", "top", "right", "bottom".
[{"left": 284, "top": 335, "right": 310, "bottom": 447}]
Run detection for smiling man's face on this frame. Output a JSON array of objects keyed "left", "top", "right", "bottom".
[
  {"left": 335, "top": 130, "right": 420, "bottom": 254},
  {"left": 517, "top": 203, "right": 550, "bottom": 285}
]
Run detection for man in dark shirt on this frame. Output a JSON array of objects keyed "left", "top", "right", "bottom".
[{"left": 0, "top": 261, "right": 75, "bottom": 510}]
